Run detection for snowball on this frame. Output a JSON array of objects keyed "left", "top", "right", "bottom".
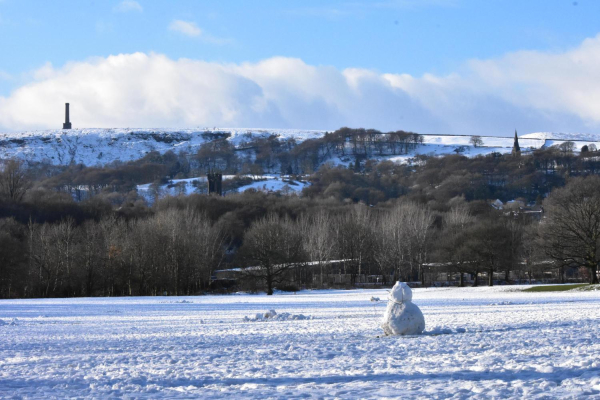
[
  {"left": 381, "top": 281, "right": 425, "bottom": 336},
  {"left": 244, "top": 310, "right": 311, "bottom": 322},
  {"left": 389, "top": 281, "right": 412, "bottom": 303}
]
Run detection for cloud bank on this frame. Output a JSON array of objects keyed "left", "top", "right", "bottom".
[{"left": 2, "top": 34, "right": 600, "bottom": 135}]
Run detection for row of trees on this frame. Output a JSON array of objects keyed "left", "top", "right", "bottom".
[
  {"left": 1, "top": 209, "right": 225, "bottom": 298},
  {"left": 194, "top": 128, "right": 424, "bottom": 175},
  {"left": 3, "top": 173, "right": 597, "bottom": 299},
  {"left": 241, "top": 203, "right": 434, "bottom": 295},
  {"left": 0, "top": 199, "right": 439, "bottom": 297},
  {"left": 244, "top": 175, "right": 600, "bottom": 292}
]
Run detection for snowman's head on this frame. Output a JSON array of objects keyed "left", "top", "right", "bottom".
[{"left": 390, "top": 281, "right": 412, "bottom": 303}]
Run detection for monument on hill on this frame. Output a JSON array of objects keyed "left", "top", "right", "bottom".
[
  {"left": 207, "top": 171, "right": 223, "bottom": 196},
  {"left": 63, "top": 103, "right": 72, "bottom": 129}
]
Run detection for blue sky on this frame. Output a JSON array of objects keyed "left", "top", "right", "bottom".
[{"left": 1, "top": 0, "right": 600, "bottom": 135}]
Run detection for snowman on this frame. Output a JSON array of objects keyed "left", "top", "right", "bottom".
[{"left": 381, "top": 281, "right": 425, "bottom": 336}]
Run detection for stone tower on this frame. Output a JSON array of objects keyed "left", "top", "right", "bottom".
[
  {"left": 512, "top": 130, "right": 520, "bottom": 156},
  {"left": 207, "top": 171, "right": 223, "bottom": 196},
  {"left": 63, "top": 103, "right": 72, "bottom": 129}
]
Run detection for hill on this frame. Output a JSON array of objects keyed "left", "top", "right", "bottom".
[{"left": 3, "top": 127, "right": 600, "bottom": 168}]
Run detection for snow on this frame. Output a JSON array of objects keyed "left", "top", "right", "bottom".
[
  {"left": 136, "top": 175, "right": 309, "bottom": 200},
  {"left": 243, "top": 310, "right": 313, "bottom": 322},
  {"left": 3, "top": 127, "right": 600, "bottom": 169},
  {"left": 0, "top": 128, "right": 326, "bottom": 166},
  {"left": 521, "top": 132, "right": 600, "bottom": 142},
  {"left": 390, "top": 280, "right": 414, "bottom": 303},
  {"left": 381, "top": 282, "right": 425, "bottom": 336},
  {"left": 1, "top": 286, "right": 599, "bottom": 398},
  {"left": 521, "top": 132, "right": 600, "bottom": 151},
  {"left": 390, "top": 134, "right": 544, "bottom": 161},
  {"left": 421, "top": 134, "right": 541, "bottom": 149},
  {"left": 237, "top": 177, "right": 310, "bottom": 194}
]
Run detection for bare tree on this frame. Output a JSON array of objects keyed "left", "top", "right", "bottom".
[
  {"left": 241, "top": 214, "right": 304, "bottom": 295},
  {"left": 52, "top": 217, "right": 77, "bottom": 296},
  {"left": 404, "top": 202, "right": 434, "bottom": 285},
  {"left": 557, "top": 141, "right": 575, "bottom": 155},
  {"left": 337, "top": 205, "right": 374, "bottom": 285},
  {"left": 375, "top": 204, "right": 410, "bottom": 282},
  {"left": 438, "top": 204, "right": 473, "bottom": 286},
  {"left": 520, "top": 222, "right": 551, "bottom": 284},
  {"left": 28, "top": 219, "right": 78, "bottom": 297},
  {"left": 0, "top": 218, "right": 27, "bottom": 298},
  {"left": 465, "top": 219, "right": 511, "bottom": 286},
  {"left": 79, "top": 220, "right": 105, "bottom": 296},
  {"left": 375, "top": 202, "right": 434, "bottom": 285},
  {"left": 300, "top": 210, "right": 334, "bottom": 287},
  {"left": 540, "top": 176, "right": 600, "bottom": 284},
  {"left": 470, "top": 135, "right": 483, "bottom": 148},
  {"left": 0, "top": 159, "right": 29, "bottom": 202},
  {"left": 504, "top": 217, "right": 525, "bottom": 282}
]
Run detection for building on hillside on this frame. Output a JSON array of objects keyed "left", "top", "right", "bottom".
[{"left": 490, "top": 199, "right": 543, "bottom": 220}]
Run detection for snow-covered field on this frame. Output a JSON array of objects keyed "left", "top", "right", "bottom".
[{"left": 1, "top": 286, "right": 599, "bottom": 398}]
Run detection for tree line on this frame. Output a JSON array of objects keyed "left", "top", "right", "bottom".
[{"left": 1, "top": 173, "right": 598, "bottom": 298}]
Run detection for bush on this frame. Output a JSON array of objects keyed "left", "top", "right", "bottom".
[{"left": 276, "top": 284, "right": 300, "bottom": 292}]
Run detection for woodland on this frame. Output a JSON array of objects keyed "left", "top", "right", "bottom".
[{"left": 1, "top": 128, "right": 599, "bottom": 298}]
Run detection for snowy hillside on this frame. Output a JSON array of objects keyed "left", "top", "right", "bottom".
[
  {"left": 521, "top": 131, "right": 600, "bottom": 142},
  {"left": 521, "top": 132, "right": 600, "bottom": 151},
  {"left": 1, "top": 128, "right": 600, "bottom": 166},
  {"left": 387, "top": 134, "right": 544, "bottom": 163},
  {"left": 0, "top": 128, "right": 326, "bottom": 166}
]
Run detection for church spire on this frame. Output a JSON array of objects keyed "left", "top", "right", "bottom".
[{"left": 512, "top": 129, "right": 521, "bottom": 156}]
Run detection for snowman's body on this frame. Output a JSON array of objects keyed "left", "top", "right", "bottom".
[{"left": 381, "top": 282, "right": 425, "bottom": 336}]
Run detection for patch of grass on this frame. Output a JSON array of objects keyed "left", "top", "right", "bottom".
[
  {"left": 522, "top": 284, "right": 589, "bottom": 292},
  {"left": 573, "top": 284, "right": 600, "bottom": 292}
]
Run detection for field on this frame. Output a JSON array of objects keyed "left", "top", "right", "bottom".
[{"left": 1, "top": 286, "right": 600, "bottom": 398}]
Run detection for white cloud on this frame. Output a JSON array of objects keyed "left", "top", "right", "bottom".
[
  {"left": 113, "top": 1, "right": 143, "bottom": 13},
  {"left": 2, "top": 36, "right": 600, "bottom": 135},
  {"left": 168, "top": 20, "right": 231, "bottom": 44},
  {"left": 169, "top": 20, "right": 202, "bottom": 37}
]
